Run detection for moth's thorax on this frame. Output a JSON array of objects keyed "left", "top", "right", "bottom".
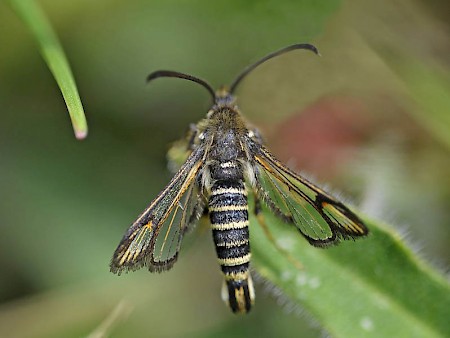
[
  {"left": 206, "top": 104, "right": 240, "bottom": 121},
  {"left": 212, "top": 112, "right": 248, "bottom": 162}
]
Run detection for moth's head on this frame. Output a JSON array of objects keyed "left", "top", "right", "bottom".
[{"left": 215, "top": 86, "right": 236, "bottom": 107}]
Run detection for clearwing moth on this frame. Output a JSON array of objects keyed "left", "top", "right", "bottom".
[{"left": 110, "top": 44, "right": 368, "bottom": 314}]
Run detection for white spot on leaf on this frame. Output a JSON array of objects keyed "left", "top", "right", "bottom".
[
  {"left": 281, "top": 270, "right": 293, "bottom": 281},
  {"left": 276, "top": 236, "right": 295, "bottom": 251},
  {"left": 308, "top": 276, "right": 321, "bottom": 289},
  {"left": 360, "top": 317, "right": 374, "bottom": 331},
  {"left": 295, "top": 272, "right": 308, "bottom": 286}
]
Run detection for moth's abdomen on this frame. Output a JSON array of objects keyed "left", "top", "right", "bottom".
[{"left": 209, "top": 162, "right": 254, "bottom": 313}]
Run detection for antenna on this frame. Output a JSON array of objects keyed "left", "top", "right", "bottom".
[
  {"left": 229, "top": 43, "right": 319, "bottom": 94},
  {"left": 147, "top": 70, "right": 216, "bottom": 102}
]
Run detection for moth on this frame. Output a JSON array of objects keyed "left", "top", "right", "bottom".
[{"left": 110, "top": 44, "right": 369, "bottom": 314}]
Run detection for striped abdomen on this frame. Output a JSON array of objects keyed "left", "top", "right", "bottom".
[{"left": 209, "top": 161, "right": 254, "bottom": 313}]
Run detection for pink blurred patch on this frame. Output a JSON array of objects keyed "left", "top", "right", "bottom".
[{"left": 269, "top": 97, "right": 373, "bottom": 179}]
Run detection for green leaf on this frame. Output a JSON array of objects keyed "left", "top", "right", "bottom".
[
  {"left": 9, "top": 0, "right": 88, "bottom": 139},
  {"left": 251, "top": 205, "right": 450, "bottom": 337}
]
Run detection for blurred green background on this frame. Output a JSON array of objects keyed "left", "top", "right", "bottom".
[{"left": 0, "top": 0, "right": 449, "bottom": 337}]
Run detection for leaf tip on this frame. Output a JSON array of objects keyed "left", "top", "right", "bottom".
[{"left": 75, "top": 128, "right": 88, "bottom": 140}]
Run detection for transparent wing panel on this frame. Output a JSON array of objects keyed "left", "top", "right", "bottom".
[{"left": 254, "top": 146, "right": 367, "bottom": 246}]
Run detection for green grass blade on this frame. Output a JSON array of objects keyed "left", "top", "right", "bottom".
[
  {"left": 9, "top": 0, "right": 88, "bottom": 139},
  {"left": 251, "top": 207, "right": 450, "bottom": 337}
]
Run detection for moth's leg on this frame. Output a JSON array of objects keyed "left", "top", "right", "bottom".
[
  {"left": 253, "top": 192, "right": 303, "bottom": 270},
  {"left": 194, "top": 206, "right": 210, "bottom": 236},
  {"left": 183, "top": 201, "right": 207, "bottom": 235},
  {"left": 184, "top": 176, "right": 208, "bottom": 235}
]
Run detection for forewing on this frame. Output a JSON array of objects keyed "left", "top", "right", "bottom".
[
  {"left": 254, "top": 146, "right": 368, "bottom": 246},
  {"left": 110, "top": 146, "right": 205, "bottom": 274}
]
